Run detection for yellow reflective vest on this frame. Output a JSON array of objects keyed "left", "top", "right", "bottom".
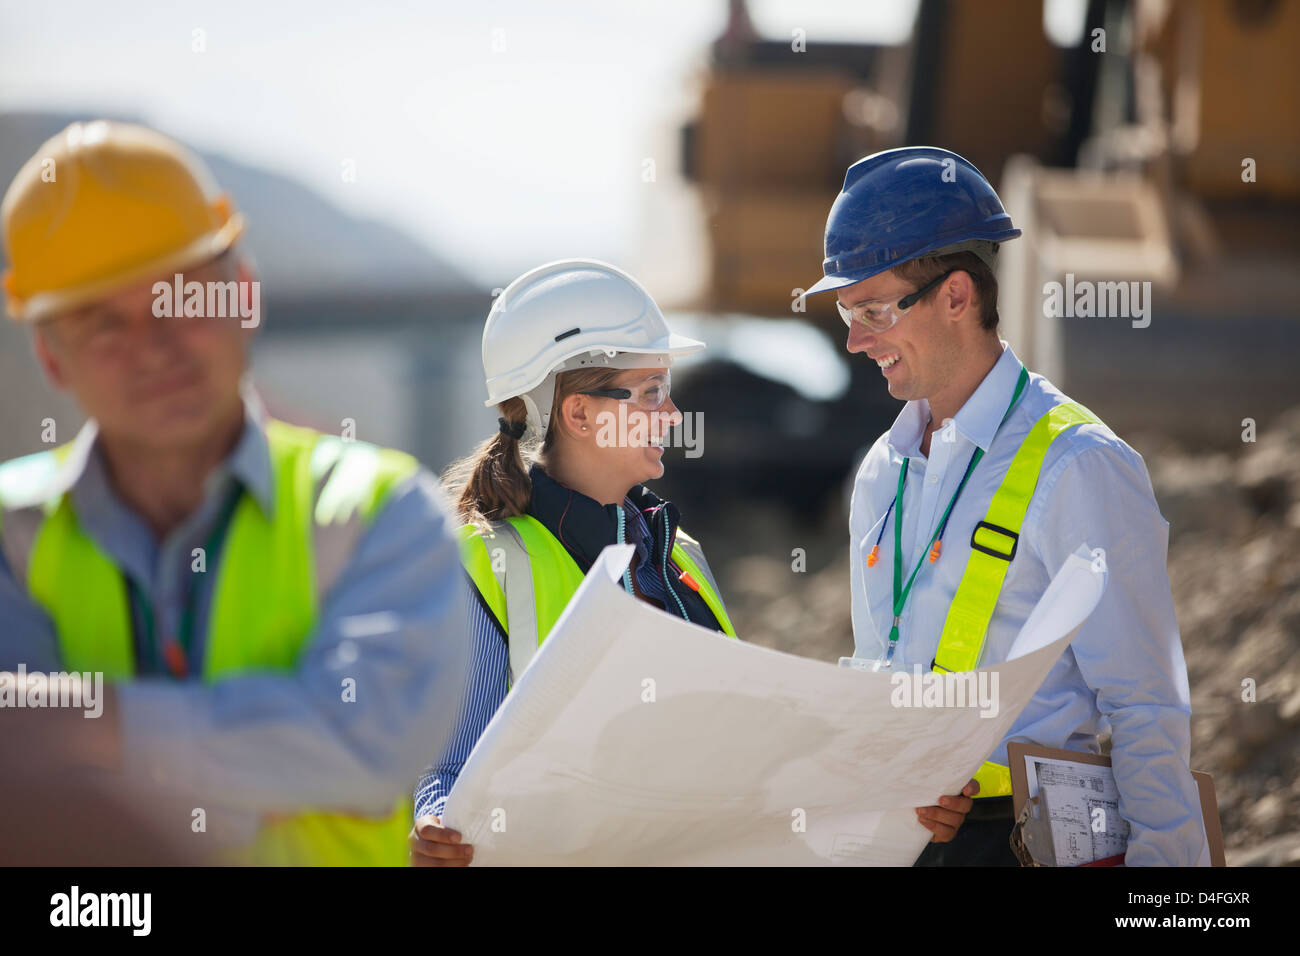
[
  {"left": 0, "top": 418, "right": 421, "bottom": 865},
  {"left": 457, "top": 514, "right": 737, "bottom": 670},
  {"left": 933, "top": 400, "right": 1104, "bottom": 797}
]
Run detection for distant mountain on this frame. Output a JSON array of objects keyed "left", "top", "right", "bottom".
[{"left": 0, "top": 110, "right": 479, "bottom": 300}]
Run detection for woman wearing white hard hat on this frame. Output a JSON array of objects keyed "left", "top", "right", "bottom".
[{"left": 409, "top": 259, "right": 737, "bottom": 866}]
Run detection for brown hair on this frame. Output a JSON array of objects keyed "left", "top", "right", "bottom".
[
  {"left": 890, "top": 251, "right": 1000, "bottom": 332},
  {"left": 442, "top": 365, "right": 625, "bottom": 530}
]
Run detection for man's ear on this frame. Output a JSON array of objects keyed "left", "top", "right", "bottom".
[
  {"left": 234, "top": 254, "right": 262, "bottom": 337},
  {"left": 943, "top": 270, "right": 976, "bottom": 323},
  {"left": 235, "top": 255, "right": 257, "bottom": 286},
  {"left": 31, "top": 324, "right": 69, "bottom": 392}
]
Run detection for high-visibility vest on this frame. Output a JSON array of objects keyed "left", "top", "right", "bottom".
[
  {"left": 0, "top": 418, "right": 422, "bottom": 865},
  {"left": 458, "top": 514, "right": 736, "bottom": 681},
  {"left": 930, "top": 401, "right": 1105, "bottom": 797}
]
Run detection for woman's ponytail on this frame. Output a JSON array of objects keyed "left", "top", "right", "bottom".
[
  {"left": 442, "top": 365, "right": 625, "bottom": 529},
  {"left": 441, "top": 396, "right": 533, "bottom": 530}
]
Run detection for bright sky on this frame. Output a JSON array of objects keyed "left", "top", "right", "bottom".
[{"left": 1, "top": 1, "right": 929, "bottom": 294}]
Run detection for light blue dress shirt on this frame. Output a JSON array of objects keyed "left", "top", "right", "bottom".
[
  {"left": 0, "top": 397, "right": 469, "bottom": 846},
  {"left": 849, "top": 341, "right": 1205, "bottom": 866}
]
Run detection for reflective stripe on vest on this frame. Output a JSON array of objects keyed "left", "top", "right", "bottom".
[
  {"left": 458, "top": 514, "right": 737, "bottom": 670},
  {"left": 457, "top": 515, "right": 587, "bottom": 651},
  {"left": 671, "top": 530, "right": 737, "bottom": 638},
  {"left": 1, "top": 419, "right": 420, "bottom": 865},
  {"left": 932, "top": 401, "right": 1104, "bottom": 796}
]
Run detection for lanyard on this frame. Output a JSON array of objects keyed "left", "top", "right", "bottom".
[
  {"left": 127, "top": 487, "right": 244, "bottom": 680},
  {"left": 873, "top": 365, "right": 1029, "bottom": 665}
]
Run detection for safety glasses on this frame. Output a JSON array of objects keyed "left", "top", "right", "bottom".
[
  {"left": 579, "top": 370, "right": 672, "bottom": 410},
  {"left": 837, "top": 268, "right": 957, "bottom": 333}
]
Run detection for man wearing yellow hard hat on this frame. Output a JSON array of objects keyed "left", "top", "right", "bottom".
[{"left": 0, "top": 120, "right": 469, "bottom": 865}]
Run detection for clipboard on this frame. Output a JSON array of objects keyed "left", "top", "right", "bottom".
[{"left": 1007, "top": 741, "right": 1225, "bottom": 867}]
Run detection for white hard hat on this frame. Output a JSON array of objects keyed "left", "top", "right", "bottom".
[{"left": 482, "top": 259, "right": 705, "bottom": 435}]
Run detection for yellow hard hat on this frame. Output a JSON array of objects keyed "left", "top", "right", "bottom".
[{"left": 1, "top": 120, "right": 245, "bottom": 322}]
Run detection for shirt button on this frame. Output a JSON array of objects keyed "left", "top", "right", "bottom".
[{"left": 928, "top": 475, "right": 939, "bottom": 484}]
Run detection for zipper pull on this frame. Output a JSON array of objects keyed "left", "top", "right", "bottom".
[
  {"left": 678, "top": 569, "right": 701, "bottom": 592},
  {"left": 614, "top": 505, "right": 635, "bottom": 594}
]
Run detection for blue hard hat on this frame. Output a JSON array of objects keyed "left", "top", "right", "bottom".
[{"left": 804, "top": 146, "right": 1021, "bottom": 298}]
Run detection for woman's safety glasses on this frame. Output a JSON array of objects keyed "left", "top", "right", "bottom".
[
  {"left": 579, "top": 370, "right": 671, "bottom": 410},
  {"left": 836, "top": 268, "right": 956, "bottom": 333}
]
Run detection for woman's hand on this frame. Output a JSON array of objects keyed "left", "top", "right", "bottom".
[
  {"left": 915, "top": 778, "right": 980, "bottom": 843},
  {"left": 409, "top": 814, "right": 474, "bottom": 867}
]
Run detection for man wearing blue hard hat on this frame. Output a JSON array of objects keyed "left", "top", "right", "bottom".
[{"left": 806, "top": 147, "right": 1204, "bottom": 866}]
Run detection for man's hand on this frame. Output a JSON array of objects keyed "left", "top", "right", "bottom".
[
  {"left": 409, "top": 814, "right": 474, "bottom": 867},
  {"left": 0, "top": 673, "right": 120, "bottom": 772},
  {"left": 916, "top": 778, "right": 979, "bottom": 843}
]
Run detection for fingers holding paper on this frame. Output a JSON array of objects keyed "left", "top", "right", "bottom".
[
  {"left": 916, "top": 778, "right": 980, "bottom": 843},
  {"left": 409, "top": 814, "right": 475, "bottom": 867}
]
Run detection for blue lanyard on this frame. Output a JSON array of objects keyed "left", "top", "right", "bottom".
[{"left": 871, "top": 365, "right": 1029, "bottom": 665}]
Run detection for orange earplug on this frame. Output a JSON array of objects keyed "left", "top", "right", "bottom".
[{"left": 163, "top": 641, "right": 188, "bottom": 679}]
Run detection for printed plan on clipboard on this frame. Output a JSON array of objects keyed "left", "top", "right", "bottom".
[
  {"left": 1011, "top": 746, "right": 1218, "bottom": 867},
  {"left": 1025, "top": 757, "right": 1130, "bottom": 865}
]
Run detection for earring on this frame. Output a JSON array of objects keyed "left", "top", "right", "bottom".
[{"left": 581, "top": 425, "right": 588, "bottom": 431}]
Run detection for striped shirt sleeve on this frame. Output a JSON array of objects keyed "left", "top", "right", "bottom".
[
  {"left": 628, "top": 504, "right": 691, "bottom": 621},
  {"left": 413, "top": 585, "right": 509, "bottom": 821}
]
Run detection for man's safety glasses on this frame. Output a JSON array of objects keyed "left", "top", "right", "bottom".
[
  {"left": 579, "top": 371, "right": 671, "bottom": 410},
  {"left": 837, "top": 268, "right": 957, "bottom": 333}
]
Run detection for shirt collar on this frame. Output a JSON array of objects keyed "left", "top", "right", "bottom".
[
  {"left": 67, "top": 390, "right": 275, "bottom": 520},
  {"left": 226, "top": 387, "right": 274, "bottom": 515},
  {"left": 885, "top": 340, "right": 1022, "bottom": 457},
  {"left": 885, "top": 400, "right": 931, "bottom": 458},
  {"left": 527, "top": 464, "right": 668, "bottom": 572},
  {"left": 950, "top": 340, "right": 1023, "bottom": 452},
  {"left": 219, "top": 395, "right": 275, "bottom": 515}
]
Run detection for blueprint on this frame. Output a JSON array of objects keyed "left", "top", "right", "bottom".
[
  {"left": 442, "top": 543, "right": 1106, "bottom": 865},
  {"left": 1028, "top": 757, "right": 1132, "bottom": 865}
]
